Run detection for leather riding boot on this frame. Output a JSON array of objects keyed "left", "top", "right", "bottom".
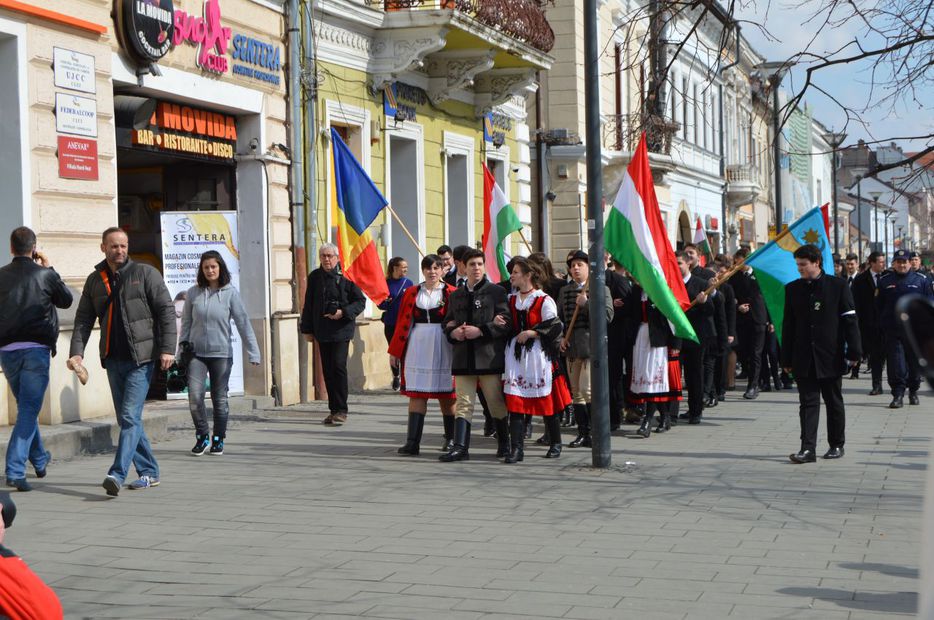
[
  {"left": 441, "top": 415, "right": 455, "bottom": 451},
  {"left": 494, "top": 417, "right": 510, "bottom": 458},
  {"left": 504, "top": 414, "right": 526, "bottom": 463},
  {"left": 636, "top": 406, "right": 653, "bottom": 438},
  {"left": 568, "top": 404, "right": 591, "bottom": 448},
  {"left": 398, "top": 412, "right": 425, "bottom": 455},
  {"left": 524, "top": 415, "right": 533, "bottom": 439},
  {"left": 561, "top": 405, "right": 574, "bottom": 428},
  {"left": 483, "top": 411, "right": 495, "bottom": 437},
  {"left": 654, "top": 411, "right": 670, "bottom": 433},
  {"left": 439, "top": 418, "right": 471, "bottom": 462},
  {"left": 544, "top": 414, "right": 562, "bottom": 458}
]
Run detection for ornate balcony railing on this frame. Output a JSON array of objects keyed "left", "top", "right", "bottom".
[
  {"left": 378, "top": 0, "right": 555, "bottom": 53},
  {"left": 726, "top": 163, "right": 759, "bottom": 184},
  {"left": 602, "top": 113, "right": 680, "bottom": 156}
]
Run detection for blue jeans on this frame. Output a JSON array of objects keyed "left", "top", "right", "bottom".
[
  {"left": 1, "top": 348, "right": 52, "bottom": 480},
  {"left": 106, "top": 360, "right": 158, "bottom": 483},
  {"left": 187, "top": 356, "right": 233, "bottom": 438}
]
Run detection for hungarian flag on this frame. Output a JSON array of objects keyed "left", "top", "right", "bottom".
[
  {"left": 604, "top": 134, "right": 697, "bottom": 342},
  {"left": 482, "top": 163, "right": 523, "bottom": 282},
  {"left": 692, "top": 217, "right": 713, "bottom": 267},
  {"left": 330, "top": 128, "right": 390, "bottom": 304}
]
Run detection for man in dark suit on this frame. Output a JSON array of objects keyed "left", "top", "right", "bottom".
[
  {"left": 730, "top": 248, "right": 768, "bottom": 400},
  {"left": 605, "top": 252, "right": 633, "bottom": 430},
  {"left": 677, "top": 251, "right": 713, "bottom": 424},
  {"left": 712, "top": 257, "right": 737, "bottom": 402},
  {"left": 442, "top": 245, "right": 470, "bottom": 287},
  {"left": 851, "top": 251, "right": 886, "bottom": 395},
  {"left": 781, "top": 245, "right": 861, "bottom": 463}
]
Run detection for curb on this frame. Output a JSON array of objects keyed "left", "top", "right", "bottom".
[{"left": 0, "top": 396, "right": 276, "bottom": 466}]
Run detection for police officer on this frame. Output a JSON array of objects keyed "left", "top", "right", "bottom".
[
  {"left": 909, "top": 251, "right": 934, "bottom": 292},
  {"left": 876, "top": 249, "right": 934, "bottom": 408}
]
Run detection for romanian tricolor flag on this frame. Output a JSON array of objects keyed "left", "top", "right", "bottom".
[{"left": 330, "top": 128, "right": 390, "bottom": 304}]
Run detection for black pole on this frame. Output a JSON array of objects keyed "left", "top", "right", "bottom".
[
  {"left": 857, "top": 177, "right": 863, "bottom": 260},
  {"left": 884, "top": 213, "right": 889, "bottom": 256},
  {"left": 831, "top": 148, "right": 839, "bottom": 255},
  {"left": 873, "top": 202, "right": 879, "bottom": 252},
  {"left": 584, "top": 0, "right": 610, "bottom": 468},
  {"left": 772, "top": 78, "right": 782, "bottom": 233},
  {"left": 718, "top": 83, "right": 727, "bottom": 254}
]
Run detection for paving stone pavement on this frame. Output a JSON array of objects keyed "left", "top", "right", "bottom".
[{"left": 6, "top": 377, "right": 929, "bottom": 619}]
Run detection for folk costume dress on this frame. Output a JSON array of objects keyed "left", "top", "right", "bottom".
[
  {"left": 630, "top": 293, "right": 683, "bottom": 405},
  {"left": 503, "top": 290, "right": 572, "bottom": 415},
  {"left": 388, "top": 282, "right": 456, "bottom": 400}
]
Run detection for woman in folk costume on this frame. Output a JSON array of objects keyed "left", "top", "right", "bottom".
[
  {"left": 501, "top": 258, "right": 572, "bottom": 463},
  {"left": 628, "top": 284, "right": 683, "bottom": 438},
  {"left": 389, "top": 254, "right": 458, "bottom": 455}
]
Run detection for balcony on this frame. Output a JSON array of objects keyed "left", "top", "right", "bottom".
[
  {"left": 726, "top": 163, "right": 761, "bottom": 207},
  {"left": 360, "top": 0, "right": 554, "bottom": 111},
  {"left": 603, "top": 113, "right": 680, "bottom": 156}
]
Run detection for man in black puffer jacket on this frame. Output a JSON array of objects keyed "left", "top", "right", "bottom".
[{"left": 0, "top": 227, "right": 73, "bottom": 492}]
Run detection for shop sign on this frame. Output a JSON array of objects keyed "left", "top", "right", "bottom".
[
  {"left": 132, "top": 101, "right": 237, "bottom": 160},
  {"left": 483, "top": 112, "right": 512, "bottom": 145},
  {"left": 231, "top": 35, "right": 282, "bottom": 85},
  {"left": 173, "top": 0, "right": 232, "bottom": 74},
  {"left": 55, "top": 93, "right": 97, "bottom": 138},
  {"left": 53, "top": 48, "right": 95, "bottom": 94},
  {"left": 160, "top": 211, "right": 244, "bottom": 394},
  {"left": 383, "top": 83, "right": 425, "bottom": 121},
  {"left": 57, "top": 136, "right": 98, "bottom": 180},
  {"left": 117, "top": 0, "right": 174, "bottom": 64}
]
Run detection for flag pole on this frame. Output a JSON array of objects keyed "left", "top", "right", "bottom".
[
  {"left": 688, "top": 258, "right": 746, "bottom": 308},
  {"left": 516, "top": 228, "right": 534, "bottom": 254},
  {"left": 386, "top": 205, "right": 425, "bottom": 258}
]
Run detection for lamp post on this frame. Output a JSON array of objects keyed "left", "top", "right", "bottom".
[
  {"left": 849, "top": 167, "right": 867, "bottom": 260},
  {"left": 757, "top": 61, "right": 792, "bottom": 233},
  {"left": 884, "top": 208, "right": 895, "bottom": 257},
  {"left": 869, "top": 190, "right": 882, "bottom": 252},
  {"left": 826, "top": 130, "right": 847, "bottom": 255},
  {"left": 898, "top": 225, "right": 904, "bottom": 251}
]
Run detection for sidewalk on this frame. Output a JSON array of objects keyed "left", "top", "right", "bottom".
[{"left": 4, "top": 378, "right": 928, "bottom": 619}]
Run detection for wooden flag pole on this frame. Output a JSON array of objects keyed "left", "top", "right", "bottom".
[
  {"left": 516, "top": 227, "right": 534, "bottom": 254},
  {"left": 688, "top": 258, "right": 746, "bottom": 309},
  {"left": 561, "top": 279, "right": 590, "bottom": 348},
  {"left": 386, "top": 205, "right": 425, "bottom": 258}
]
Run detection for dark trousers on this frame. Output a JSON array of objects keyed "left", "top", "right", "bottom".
[
  {"left": 608, "top": 333, "right": 626, "bottom": 425},
  {"left": 737, "top": 323, "right": 765, "bottom": 389},
  {"left": 795, "top": 376, "right": 845, "bottom": 452},
  {"left": 885, "top": 333, "right": 922, "bottom": 396},
  {"left": 319, "top": 340, "right": 350, "bottom": 414},
  {"left": 713, "top": 350, "right": 726, "bottom": 397},
  {"left": 383, "top": 323, "right": 399, "bottom": 379},
  {"left": 680, "top": 345, "right": 705, "bottom": 418},
  {"left": 865, "top": 334, "right": 884, "bottom": 388},
  {"left": 760, "top": 330, "right": 780, "bottom": 386},
  {"left": 703, "top": 346, "right": 717, "bottom": 399}
]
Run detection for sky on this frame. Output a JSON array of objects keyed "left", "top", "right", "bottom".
[{"left": 732, "top": 0, "right": 932, "bottom": 155}]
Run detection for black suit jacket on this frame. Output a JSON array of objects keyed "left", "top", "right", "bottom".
[
  {"left": 851, "top": 269, "right": 880, "bottom": 348},
  {"left": 683, "top": 275, "right": 715, "bottom": 348},
  {"left": 720, "top": 281, "right": 737, "bottom": 341},
  {"left": 730, "top": 269, "right": 768, "bottom": 327},
  {"left": 780, "top": 273, "right": 862, "bottom": 379}
]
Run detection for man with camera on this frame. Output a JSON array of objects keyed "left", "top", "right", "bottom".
[
  {"left": 0, "top": 228, "right": 73, "bottom": 492},
  {"left": 301, "top": 243, "right": 366, "bottom": 426}
]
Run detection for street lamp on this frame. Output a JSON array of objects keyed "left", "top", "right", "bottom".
[
  {"left": 884, "top": 208, "right": 896, "bottom": 257},
  {"left": 826, "top": 130, "right": 847, "bottom": 255},
  {"left": 850, "top": 166, "right": 867, "bottom": 260},
  {"left": 757, "top": 61, "right": 793, "bottom": 233},
  {"left": 869, "top": 190, "right": 882, "bottom": 252}
]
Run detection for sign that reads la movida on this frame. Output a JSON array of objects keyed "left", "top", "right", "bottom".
[{"left": 115, "top": 0, "right": 175, "bottom": 64}]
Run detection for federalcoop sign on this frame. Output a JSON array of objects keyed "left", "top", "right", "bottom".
[{"left": 115, "top": 0, "right": 282, "bottom": 85}]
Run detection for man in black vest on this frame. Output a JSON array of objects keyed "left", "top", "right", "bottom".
[
  {"left": 730, "top": 248, "right": 768, "bottom": 400},
  {"left": 781, "top": 245, "right": 861, "bottom": 463},
  {"left": 851, "top": 251, "right": 886, "bottom": 395}
]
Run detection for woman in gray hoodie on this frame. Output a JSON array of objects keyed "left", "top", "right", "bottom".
[{"left": 180, "top": 251, "right": 261, "bottom": 455}]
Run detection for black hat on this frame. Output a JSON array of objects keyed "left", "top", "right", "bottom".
[
  {"left": 566, "top": 250, "right": 589, "bottom": 267},
  {"left": 0, "top": 492, "right": 15, "bottom": 528},
  {"left": 909, "top": 251, "right": 920, "bottom": 259},
  {"left": 893, "top": 249, "right": 910, "bottom": 261}
]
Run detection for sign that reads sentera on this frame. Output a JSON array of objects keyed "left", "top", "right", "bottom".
[
  {"left": 55, "top": 93, "right": 97, "bottom": 138},
  {"left": 132, "top": 101, "right": 237, "bottom": 160},
  {"left": 53, "top": 48, "right": 96, "bottom": 94},
  {"left": 231, "top": 35, "right": 282, "bottom": 85}
]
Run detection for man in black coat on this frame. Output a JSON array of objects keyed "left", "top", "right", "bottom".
[
  {"left": 677, "top": 251, "right": 712, "bottom": 424},
  {"left": 781, "top": 245, "right": 861, "bottom": 463},
  {"left": 442, "top": 245, "right": 471, "bottom": 287},
  {"left": 441, "top": 249, "right": 512, "bottom": 461},
  {"left": 851, "top": 251, "right": 886, "bottom": 395},
  {"left": 713, "top": 265, "right": 737, "bottom": 401},
  {"left": 605, "top": 253, "right": 633, "bottom": 430},
  {"left": 301, "top": 243, "right": 366, "bottom": 426},
  {"left": 730, "top": 248, "right": 768, "bottom": 400}
]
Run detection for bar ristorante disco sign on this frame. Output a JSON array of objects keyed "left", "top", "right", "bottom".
[{"left": 132, "top": 101, "right": 237, "bottom": 160}]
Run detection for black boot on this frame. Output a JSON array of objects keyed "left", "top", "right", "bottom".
[
  {"left": 398, "top": 412, "right": 425, "bottom": 455},
  {"left": 483, "top": 411, "right": 495, "bottom": 437},
  {"left": 568, "top": 404, "right": 591, "bottom": 448},
  {"left": 439, "top": 418, "right": 471, "bottom": 462},
  {"left": 524, "top": 415, "right": 533, "bottom": 439},
  {"left": 494, "top": 417, "right": 510, "bottom": 458},
  {"left": 636, "top": 406, "right": 653, "bottom": 438},
  {"left": 504, "top": 414, "right": 525, "bottom": 464},
  {"left": 654, "top": 410, "right": 670, "bottom": 433},
  {"left": 441, "top": 415, "right": 455, "bottom": 451},
  {"left": 561, "top": 405, "right": 574, "bottom": 428},
  {"left": 544, "top": 414, "right": 562, "bottom": 458}
]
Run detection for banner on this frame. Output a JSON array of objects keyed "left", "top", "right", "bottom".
[{"left": 160, "top": 211, "right": 244, "bottom": 395}]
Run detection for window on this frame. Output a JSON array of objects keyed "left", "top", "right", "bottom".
[
  {"left": 693, "top": 84, "right": 700, "bottom": 144},
  {"left": 682, "top": 77, "right": 689, "bottom": 140}
]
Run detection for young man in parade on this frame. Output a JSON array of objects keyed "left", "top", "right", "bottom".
[
  {"left": 851, "top": 251, "right": 887, "bottom": 395},
  {"left": 676, "top": 251, "right": 712, "bottom": 424}
]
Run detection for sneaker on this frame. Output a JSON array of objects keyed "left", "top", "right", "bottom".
[
  {"left": 6, "top": 478, "right": 32, "bottom": 492},
  {"left": 128, "top": 476, "right": 160, "bottom": 490},
  {"left": 209, "top": 437, "right": 224, "bottom": 455},
  {"left": 35, "top": 451, "right": 51, "bottom": 478},
  {"left": 102, "top": 475, "right": 121, "bottom": 496},
  {"left": 322, "top": 414, "right": 334, "bottom": 425},
  {"left": 331, "top": 413, "right": 347, "bottom": 426},
  {"left": 191, "top": 435, "right": 210, "bottom": 456}
]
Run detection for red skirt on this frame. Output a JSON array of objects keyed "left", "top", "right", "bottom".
[
  {"left": 505, "top": 372, "right": 572, "bottom": 416},
  {"left": 631, "top": 353, "right": 683, "bottom": 404}
]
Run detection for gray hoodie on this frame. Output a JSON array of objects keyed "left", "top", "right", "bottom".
[{"left": 180, "top": 284, "right": 261, "bottom": 363}]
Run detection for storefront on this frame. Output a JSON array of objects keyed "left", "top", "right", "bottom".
[{"left": 0, "top": 0, "right": 293, "bottom": 426}]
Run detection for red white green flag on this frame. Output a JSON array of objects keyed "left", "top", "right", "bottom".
[
  {"left": 482, "top": 163, "right": 523, "bottom": 282},
  {"left": 692, "top": 217, "right": 713, "bottom": 267}
]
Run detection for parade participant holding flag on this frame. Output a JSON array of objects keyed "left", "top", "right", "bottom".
[{"left": 482, "top": 164, "right": 523, "bottom": 284}]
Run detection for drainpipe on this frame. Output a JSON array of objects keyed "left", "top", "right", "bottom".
[
  {"left": 287, "top": 0, "right": 307, "bottom": 401},
  {"left": 717, "top": 24, "right": 741, "bottom": 254},
  {"left": 535, "top": 70, "right": 550, "bottom": 256}
]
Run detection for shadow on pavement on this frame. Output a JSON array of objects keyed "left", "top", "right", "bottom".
[
  {"left": 34, "top": 483, "right": 113, "bottom": 502},
  {"left": 776, "top": 586, "right": 917, "bottom": 614}
]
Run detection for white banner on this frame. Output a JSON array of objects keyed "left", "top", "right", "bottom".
[{"left": 160, "top": 212, "right": 244, "bottom": 395}]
